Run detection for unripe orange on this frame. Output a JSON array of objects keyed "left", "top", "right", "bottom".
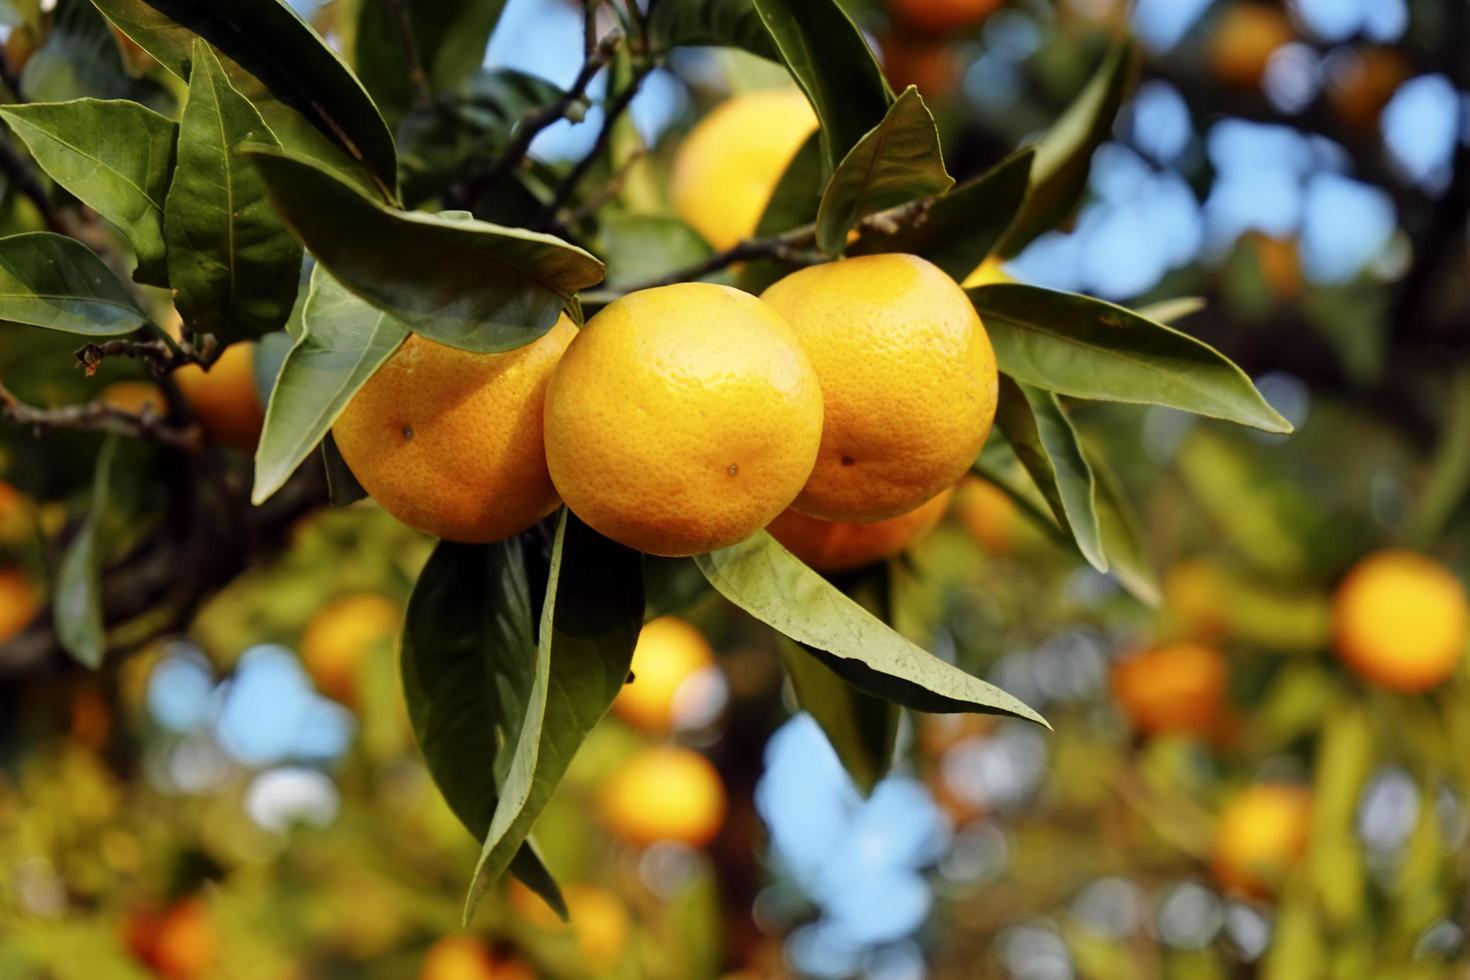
[
  {"left": 1211, "top": 784, "right": 1311, "bottom": 898},
  {"left": 1110, "top": 642, "right": 1228, "bottom": 738},
  {"left": 614, "top": 616, "right": 717, "bottom": 733},
  {"left": 1333, "top": 550, "right": 1468, "bottom": 692},
  {"left": 598, "top": 745, "right": 726, "bottom": 848},
  {"left": 768, "top": 486, "right": 954, "bottom": 572}
]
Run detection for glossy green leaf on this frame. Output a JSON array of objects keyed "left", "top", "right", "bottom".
[
  {"left": 1000, "top": 39, "right": 1138, "bottom": 256},
  {"left": 90, "top": 0, "right": 398, "bottom": 199},
  {"left": 738, "top": 130, "right": 823, "bottom": 293},
  {"left": 649, "top": 0, "right": 780, "bottom": 60},
  {"left": 780, "top": 637, "right": 897, "bottom": 797},
  {"left": 0, "top": 99, "right": 175, "bottom": 284},
  {"left": 1089, "top": 450, "right": 1159, "bottom": 605},
  {"left": 850, "top": 147, "right": 1033, "bottom": 281},
  {"left": 696, "top": 532, "right": 1046, "bottom": 725},
  {"left": 246, "top": 146, "right": 606, "bottom": 353},
  {"left": 352, "top": 0, "right": 509, "bottom": 125},
  {"left": 814, "top": 86, "right": 952, "bottom": 256},
  {"left": 0, "top": 232, "right": 147, "bottom": 334},
  {"left": 601, "top": 214, "right": 712, "bottom": 290},
  {"left": 166, "top": 41, "right": 303, "bottom": 342},
  {"left": 464, "top": 512, "right": 643, "bottom": 923},
  {"left": 403, "top": 537, "right": 567, "bottom": 920},
  {"left": 971, "top": 283, "right": 1293, "bottom": 433},
  {"left": 253, "top": 267, "right": 408, "bottom": 505},
  {"left": 749, "top": 0, "right": 891, "bottom": 172},
  {"left": 55, "top": 434, "right": 116, "bottom": 669},
  {"left": 995, "top": 375, "right": 1106, "bottom": 572}
]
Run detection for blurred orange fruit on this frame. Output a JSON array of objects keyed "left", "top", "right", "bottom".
[
  {"left": 335, "top": 316, "right": 574, "bottom": 543},
  {"left": 887, "top": 0, "right": 1002, "bottom": 35},
  {"left": 614, "top": 616, "right": 716, "bottom": 733},
  {"left": 300, "top": 592, "right": 401, "bottom": 704},
  {"left": 1245, "top": 233, "right": 1302, "bottom": 299},
  {"left": 99, "top": 380, "right": 166, "bottom": 416},
  {"left": 879, "top": 32, "right": 960, "bottom": 99},
  {"left": 0, "top": 480, "right": 33, "bottom": 542},
  {"left": 1207, "top": 2, "right": 1294, "bottom": 89},
  {"left": 1111, "top": 642, "right": 1228, "bottom": 738},
  {"left": 418, "top": 935, "right": 495, "bottom": 980},
  {"left": 510, "top": 882, "right": 629, "bottom": 967},
  {"left": 174, "top": 342, "right": 265, "bottom": 452},
  {"left": 152, "top": 896, "right": 216, "bottom": 980},
  {"left": 768, "top": 485, "right": 954, "bottom": 572},
  {"left": 1325, "top": 46, "right": 1409, "bottom": 130},
  {"left": 954, "top": 476, "right": 1022, "bottom": 554},
  {"left": 1333, "top": 550, "right": 1468, "bottom": 692},
  {"left": 762, "top": 254, "right": 998, "bottom": 522},
  {"left": 598, "top": 745, "right": 726, "bottom": 847},
  {"left": 1211, "top": 784, "right": 1311, "bottom": 898},
  {"left": 0, "top": 567, "right": 40, "bottom": 643}
]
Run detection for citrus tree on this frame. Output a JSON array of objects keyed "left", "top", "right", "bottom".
[{"left": 0, "top": 0, "right": 1296, "bottom": 930}]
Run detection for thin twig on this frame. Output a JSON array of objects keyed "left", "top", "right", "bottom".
[
  {"left": 539, "top": 63, "right": 655, "bottom": 232},
  {"left": 0, "top": 379, "right": 203, "bottom": 454},
  {"left": 385, "top": 0, "right": 433, "bottom": 110},
  {"left": 564, "top": 148, "right": 647, "bottom": 226}
]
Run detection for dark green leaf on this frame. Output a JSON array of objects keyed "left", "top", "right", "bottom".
[
  {"left": 0, "top": 232, "right": 147, "bottom": 334},
  {"left": 737, "top": 130, "right": 823, "bottom": 293},
  {"left": 780, "top": 638, "right": 897, "bottom": 797},
  {"left": 246, "top": 146, "right": 605, "bottom": 353},
  {"left": 601, "top": 214, "right": 712, "bottom": 291},
  {"left": 642, "top": 555, "right": 709, "bottom": 621},
  {"left": 994, "top": 375, "right": 1105, "bottom": 572},
  {"left": 696, "top": 532, "right": 1046, "bottom": 724},
  {"left": 749, "top": 0, "right": 891, "bottom": 172},
  {"left": 649, "top": 0, "right": 780, "bottom": 60},
  {"left": 90, "top": 0, "right": 398, "bottom": 199},
  {"left": 464, "top": 512, "right": 643, "bottom": 923},
  {"left": 1089, "top": 449, "right": 1159, "bottom": 606},
  {"left": 999, "top": 39, "right": 1138, "bottom": 256},
  {"left": 814, "top": 86, "right": 952, "bottom": 256},
  {"left": 166, "top": 41, "right": 303, "bottom": 342},
  {"left": 402, "top": 537, "right": 567, "bottom": 920},
  {"left": 0, "top": 99, "right": 175, "bottom": 284},
  {"left": 253, "top": 267, "right": 408, "bottom": 505},
  {"left": 54, "top": 434, "right": 116, "bottom": 668},
  {"left": 971, "top": 283, "right": 1292, "bottom": 433},
  {"left": 851, "top": 147, "right": 1034, "bottom": 281},
  {"left": 352, "top": 0, "right": 509, "bottom": 126},
  {"left": 320, "top": 431, "right": 368, "bottom": 507}
]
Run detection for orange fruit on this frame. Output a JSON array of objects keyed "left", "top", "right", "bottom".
[
  {"left": 334, "top": 316, "right": 576, "bottom": 543},
  {"left": 762, "top": 254, "right": 997, "bottom": 522},
  {"left": 879, "top": 32, "right": 960, "bottom": 100},
  {"left": 153, "top": 896, "right": 216, "bottom": 980},
  {"left": 300, "top": 592, "right": 401, "bottom": 704},
  {"left": 174, "top": 342, "right": 265, "bottom": 452},
  {"left": 671, "top": 89, "right": 817, "bottom": 251},
  {"left": 99, "top": 380, "right": 166, "bottom": 415},
  {"left": 598, "top": 745, "right": 726, "bottom": 847},
  {"left": 544, "top": 283, "right": 824, "bottom": 557},
  {"left": 1207, "top": 2, "right": 1294, "bottom": 89},
  {"left": 0, "top": 567, "right": 40, "bottom": 643},
  {"left": 1325, "top": 47, "right": 1409, "bottom": 130},
  {"left": 614, "top": 616, "right": 717, "bottom": 733},
  {"left": 887, "top": 0, "right": 1003, "bottom": 35},
  {"left": 1110, "top": 642, "right": 1228, "bottom": 738},
  {"left": 1333, "top": 550, "right": 1468, "bottom": 692},
  {"left": 1211, "top": 784, "right": 1311, "bottom": 898},
  {"left": 954, "top": 476, "right": 1021, "bottom": 554},
  {"left": 418, "top": 935, "right": 496, "bottom": 980},
  {"left": 0, "top": 480, "right": 34, "bottom": 542},
  {"left": 510, "top": 883, "right": 630, "bottom": 967},
  {"left": 768, "top": 485, "right": 954, "bottom": 572},
  {"left": 1244, "top": 233, "right": 1302, "bottom": 299}
]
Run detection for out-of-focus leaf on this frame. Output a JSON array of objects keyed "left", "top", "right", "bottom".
[
  {"left": 971, "top": 283, "right": 1293, "bottom": 433},
  {"left": 352, "top": 0, "right": 509, "bottom": 126},
  {"left": 166, "top": 41, "right": 302, "bottom": 342},
  {"left": 24, "top": 0, "right": 165, "bottom": 106},
  {"left": 464, "top": 512, "right": 643, "bottom": 923},
  {"left": 601, "top": 214, "right": 711, "bottom": 290},
  {"left": 54, "top": 434, "right": 116, "bottom": 668},
  {"left": 1089, "top": 451, "right": 1159, "bottom": 605},
  {"left": 0, "top": 232, "right": 147, "bottom": 334},
  {"left": 320, "top": 431, "right": 367, "bottom": 507},
  {"left": 1135, "top": 296, "right": 1206, "bottom": 324},
  {"left": 780, "top": 637, "right": 897, "bottom": 796},
  {"left": 814, "top": 86, "right": 952, "bottom": 255},
  {"left": 738, "top": 130, "right": 822, "bottom": 293},
  {"left": 1309, "top": 704, "right": 1370, "bottom": 929},
  {"left": 999, "top": 39, "right": 1138, "bottom": 255},
  {"left": 696, "top": 532, "right": 1046, "bottom": 724},
  {"left": 246, "top": 146, "right": 605, "bottom": 352},
  {"left": 0, "top": 99, "right": 175, "bottom": 284},
  {"left": 1406, "top": 368, "right": 1470, "bottom": 548},
  {"left": 850, "top": 147, "right": 1033, "bottom": 281},
  {"left": 253, "top": 267, "right": 408, "bottom": 505},
  {"left": 649, "top": 0, "right": 780, "bottom": 60}
]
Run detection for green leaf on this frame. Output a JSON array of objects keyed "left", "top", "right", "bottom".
[
  {"left": 320, "top": 431, "right": 368, "bottom": 507},
  {"left": 850, "top": 147, "right": 1034, "bottom": 281},
  {"left": 464, "top": 511, "right": 643, "bottom": 923},
  {"left": 1089, "top": 449, "right": 1159, "bottom": 606},
  {"left": 994, "top": 375, "right": 1106, "bottom": 572},
  {"left": 999, "top": 39, "right": 1138, "bottom": 256},
  {"left": 601, "top": 214, "right": 712, "bottom": 291},
  {"left": 252, "top": 266, "right": 408, "bottom": 505},
  {"left": 695, "top": 532, "right": 1046, "bottom": 725},
  {"left": 166, "top": 41, "right": 303, "bottom": 342},
  {"left": 402, "top": 537, "right": 567, "bottom": 920},
  {"left": 737, "top": 130, "right": 823, "bottom": 293},
  {"left": 814, "top": 86, "right": 952, "bottom": 256},
  {"left": 0, "top": 232, "right": 147, "bottom": 334},
  {"left": 1135, "top": 296, "right": 1206, "bottom": 324},
  {"left": 649, "top": 0, "right": 780, "bottom": 60},
  {"left": 971, "top": 283, "right": 1293, "bottom": 433},
  {"left": 352, "top": 0, "right": 510, "bottom": 126},
  {"left": 780, "top": 637, "right": 897, "bottom": 797},
  {"left": 0, "top": 99, "right": 175, "bottom": 285},
  {"left": 749, "top": 0, "right": 891, "bottom": 172},
  {"left": 24, "top": 0, "right": 166, "bottom": 107},
  {"left": 246, "top": 146, "right": 606, "bottom": 353},
  {"left": 90, "top": 0, "right": 398, "bottom": 199},
  {"left": 54, "top": 434, "right": 116, "bottom": 668}
]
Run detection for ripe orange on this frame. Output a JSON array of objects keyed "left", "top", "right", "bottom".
[
  {"left": 418, "top": 935, "right": 496, "bottom": 980},
  {"left": 301, "top": 592, "right": 401, "bottom": 704},
  {"left": 1207, "top": 2, "right": 1294, "bottom": 89},
  {"left": 1333, "top": 550, "right": 1468, "bottom": 692},
  {"left": 1211, "top": 784, "right": 1311, "bottom": 898},
  {"left": 99, "top": 380, "right": 166, "bottom": 416},
  {"left": 879, "top": 32, "right": 960, "bottom": 100},
  {"left": 334, "top": 316, "right": 576, "bottom": 543},
  {"left": 1110, "top": 642, "right": 1228, "bottom": 738},
  {"left": 671, "top": 89, "right": 817, "bottom": 251},
  {"left": 598, "top": 745, "right": 727, "bottom": 848},
  {"left": 544, "top": 284, "right": 824, "bottom": 557},
  {"left": 954, "top": 476, "right": 1021, "bottom": 554},
  {"left": 0, "top": 567, "right": 40, "bottom": 643},
  {"left": 614, "top": 616, "right": 716, "bottom": 733},
  {"left": 174, "top": 341, "right": 265, "bottom": 452},
  {"left": 887, "top": 0, "right": 1002, "bottom": 35},
  {"left": 762, "top": 254, "right": 997, "bottom": 522},
  {"left": 510, "top": 882, "right": 629, "bottom": 967},
  {"left": 153, "top": 896, "right": 216, "bottom": 980},
  {"left": 768, "top": 485, "right": 954, "bottom": 572}
]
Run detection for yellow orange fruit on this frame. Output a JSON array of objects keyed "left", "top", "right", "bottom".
[
  {"left": 0, "top": 567, "right": 40, "bottom": 643},
  {"left": 954, "top": 476, "right": 1021, "bottom": 554},
  {"left": 598, "top": 745, "right": 726, "bottom": 848},
  {"left": 768, "top": 486, "right": 954, "bottom": 572},
  {"left": 672, "top": 89, "right": 818, "bottom": 250},
  {"left": 1110, "top": 642, "right": 1228, "bottom": 738},
  {"left": 334, "top": 316, "right": 576, "bottom": 543},
  {"left": 962, "top": 256, "right": 1015, "bottom": 289},
  {"left": 174, "top": 342, "right": 265, "bottom": 452},
  {"left": 153, "top": 896, "right": 216, "bottom": 980},
  {"left": 887, "top": 0, "right": 1002, "bottom": 35},
  {"left": 1211, "top": 784, "right": 1311, "bottom": 898},
  {"left": 1207, "top": 2, "right": 1294, "bottom": 89},
  {"left": 301, "top": 592, "right": 401, "bottom": 704},
  {"left": 419, "top": 935, "right": 496, "bottom": 980},
  {"left": 1333, "top": 550, "right": 1468, "bottom": 692},
  {"left": 0, "top": 480, "right": 34, "bottom": 542},
  {"left": 762, "top": 254, "right": 997, "bottom": 522},
  {"left": 99, "top": 380, "right": 166, "bottom": 416},
  {"left": 511, "top": 883, "right": 630, "bottom": 968},
  {"left": 544, "top": 284, "right": 823, "bottom": 557},
  {"left": 614, "top": 616, "right": 716, "bottom": 733}
]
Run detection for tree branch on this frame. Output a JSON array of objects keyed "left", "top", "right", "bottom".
[
  {"left": 385, "top": 0, "right": 433, "bottom": 110},
  {"left": 0, "top": 379, "right": 204, "bottom": 455},
  {"left": 539, "top": 62, "right": 655, "bottom": 232}
]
